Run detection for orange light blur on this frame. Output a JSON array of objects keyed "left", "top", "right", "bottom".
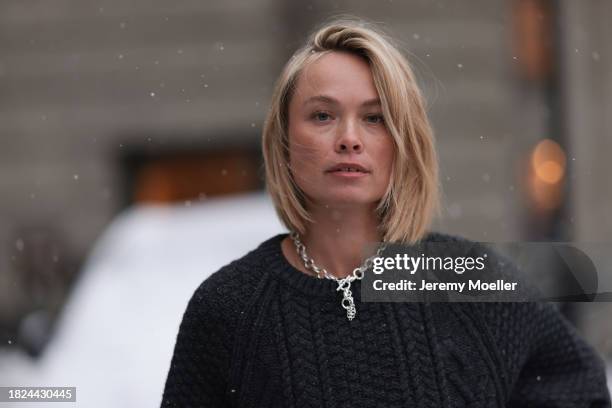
[
  {"left": 527, "top": 139, "right": 567, "bottom": 211},
  {"left": 531, "top": 139, "right": 566, "bottom": 184}
]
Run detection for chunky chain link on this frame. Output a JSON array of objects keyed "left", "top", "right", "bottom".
[{"left": 289, "top": 232, "right": 386, "bottom": 321}]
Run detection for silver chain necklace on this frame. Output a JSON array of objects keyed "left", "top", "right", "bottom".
[{"left": 290, "top": 232, "right": 386, "bottom": 321}]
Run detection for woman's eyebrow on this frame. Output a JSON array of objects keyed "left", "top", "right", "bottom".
[{"left": 303, "top": 95, "right": 381, "bottom": 107}]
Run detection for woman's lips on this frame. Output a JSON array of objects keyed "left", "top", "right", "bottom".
[{"left": 326, "top": 169, "right": 369, "bottom": 178}]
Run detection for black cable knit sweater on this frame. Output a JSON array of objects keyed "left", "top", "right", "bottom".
[{"left": 161, "top": 232, "right": 610, "bottom": 407}]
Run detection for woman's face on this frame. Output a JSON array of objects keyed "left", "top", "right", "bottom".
[{"left": 287, "top": 51, "right": 394, "bottom": 209}]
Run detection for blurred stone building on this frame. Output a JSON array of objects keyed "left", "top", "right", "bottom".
[{"left": 0, "top": 0, "right": 610, "bottom": 354}]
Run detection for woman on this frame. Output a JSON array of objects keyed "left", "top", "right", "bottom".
[{"left": 161, "top": 18, "right": 610, "bottom": 407}]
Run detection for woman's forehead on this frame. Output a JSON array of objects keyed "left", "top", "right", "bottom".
[{"left": 293, "top": 52, "right": 380, "bottom": 107}]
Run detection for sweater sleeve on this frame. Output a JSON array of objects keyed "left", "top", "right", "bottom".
[
  {"left": 508, "top": 302, "right": 611, "bottom": 407},
  {"left": 161, "top": 278, "right": 233, "bottom": 407}
]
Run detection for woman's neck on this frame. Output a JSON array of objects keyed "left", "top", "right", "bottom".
[{"left": 298, "top": 203, "right": 382, "bottom": 279}]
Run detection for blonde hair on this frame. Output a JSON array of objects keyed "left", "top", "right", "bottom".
[{"left": 262, "top": 16, "right": 440, "bottom": 244}]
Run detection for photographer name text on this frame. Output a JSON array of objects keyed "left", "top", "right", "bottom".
[{"left": 372, "top": 279, "right": 518, "bottom": 292}]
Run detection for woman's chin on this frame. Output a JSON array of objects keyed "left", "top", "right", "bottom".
[{"left": 313, "top": 193, "right": 380, "bottom": 208}]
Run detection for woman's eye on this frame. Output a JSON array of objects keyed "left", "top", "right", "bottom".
[
  {"left": 312, "top": 111, "right": 332, "bottom": 122},
  {"left": 366, "top": 114, "right": 384, "bottom": 124}
]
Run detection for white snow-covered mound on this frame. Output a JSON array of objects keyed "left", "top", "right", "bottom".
[{"left": 0, "top": 192, "right": 285, "bottom": 407}]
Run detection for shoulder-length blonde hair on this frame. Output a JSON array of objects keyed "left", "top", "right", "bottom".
[{"left": 262, "top": 16, "right": 440, "bottom": 244}]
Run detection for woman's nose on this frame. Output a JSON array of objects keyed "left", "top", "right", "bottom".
[{"left": 334, "top": 121, "right": 363, "bottom": 153}]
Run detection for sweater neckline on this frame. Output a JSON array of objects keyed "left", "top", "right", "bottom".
[
  {"left": 261, "top": 231, "right": 445, "bottom": 297},
  {"left": 262, "top": 233, "right": 360, "bottom": 296}
]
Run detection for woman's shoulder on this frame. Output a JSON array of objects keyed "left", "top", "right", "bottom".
[
  {"left": 187, "top": 233, "right": 287, "bottom": 315},
  {"left": 421, "top": 231, "right": 550, "bottom": 324}
]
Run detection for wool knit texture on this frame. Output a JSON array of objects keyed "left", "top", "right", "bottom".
[{"left": 161, "top": 232, "right": 611, "bottom": 407}]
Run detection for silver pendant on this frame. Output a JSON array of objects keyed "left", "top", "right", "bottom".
[{"left": 337, "top": 277, "right": 357, "bottom": 321}]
